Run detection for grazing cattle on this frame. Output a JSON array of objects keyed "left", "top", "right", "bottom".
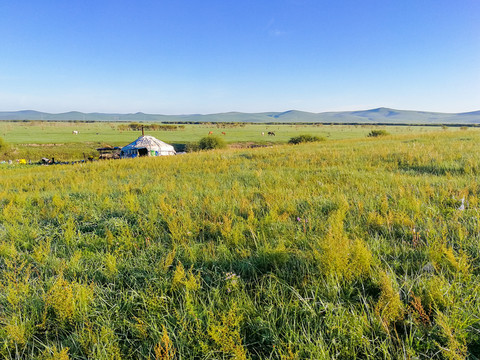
[
  {"left": 221, "top": 132, "right": 226, "bottom": 135},
  {"left": 268, "top": 131, "right": 276, "bottom": 136},
  {"left": 261, "top": 132, "right": 265, "bottom": 136},
  {"left": 72, "top": 130, "right": 78, "bottom": 135},
  {"left": 208, "top": 131, "right": 213, "bottom": 135}
]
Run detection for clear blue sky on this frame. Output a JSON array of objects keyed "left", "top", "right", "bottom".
[{"left": 1, "top": 0, "right": 479, "bottom": 114}]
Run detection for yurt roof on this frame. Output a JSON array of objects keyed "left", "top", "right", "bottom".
[{"left": 122, "top": 135, "right": 175, "bottom": 151}]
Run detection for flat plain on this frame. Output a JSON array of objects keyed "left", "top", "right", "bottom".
[{"left": 0, "top": 121, "right": 461, "bottom": 161}]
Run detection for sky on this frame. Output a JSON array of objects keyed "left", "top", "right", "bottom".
[{"left": 0, "top": 0, "right": 479, "bottom": 114}]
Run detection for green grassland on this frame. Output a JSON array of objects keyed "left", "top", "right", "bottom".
[
  {"left": 1, "top": 129, "right": 480, "bottom": 359},
  {"left": 0, "top": 121, "right": 457, "bottom": 161}
]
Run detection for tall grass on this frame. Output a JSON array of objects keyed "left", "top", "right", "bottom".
[{"left": 0, "top": 131, "right": 479, "bottom": 358}]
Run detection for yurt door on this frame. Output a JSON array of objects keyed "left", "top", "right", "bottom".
[{"left": 138, "top": 148, "right": 149, "bottom": 157}]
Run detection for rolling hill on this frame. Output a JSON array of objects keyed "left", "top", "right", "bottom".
[{"left": 0, "top": 108, "right": 479, "bottom": 124}]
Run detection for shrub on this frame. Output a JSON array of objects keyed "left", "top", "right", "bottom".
[
  {"left": 288, "top": 134, "right": 325, "bottom": 144},
  {"left": 198, "top": 136, "right": 227, "bottom": 150},
  {"left": 185, "top": 142, "right": 200, "bottom": 152},
  {"left": 367, "top": 130, "right": 390, "bottom": 137},
  {"left": 117, "top": 123, "right": 184, "bottom": 131}
]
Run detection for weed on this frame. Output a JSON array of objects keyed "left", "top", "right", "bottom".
[{"left": 154, "top": 325, "right": 176, "bottom": 360}]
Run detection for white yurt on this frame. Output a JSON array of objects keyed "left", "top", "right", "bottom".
[{"left": 120, "top": 135, "right": 176, "bottom": 158}]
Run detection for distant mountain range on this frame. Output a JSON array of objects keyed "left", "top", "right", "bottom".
[{"left": 1, "top": 108, "right": 480, "bottom": 124}]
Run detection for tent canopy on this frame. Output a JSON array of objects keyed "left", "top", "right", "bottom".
[{"left": 120, "top": 135, "right": 176, "bottom": 158}]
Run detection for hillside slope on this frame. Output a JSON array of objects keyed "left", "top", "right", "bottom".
[{"left": 1, "top": 108, "right": 479, "bottom": 123}]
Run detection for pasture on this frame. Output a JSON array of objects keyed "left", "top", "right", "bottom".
[
  {"left": 0, "top": 121, "right": 457, "bottom": 161},
  {"left": 0, "top": 129, "right": 479, "bottom": 359}
]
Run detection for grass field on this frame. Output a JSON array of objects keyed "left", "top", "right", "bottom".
[
  {"left": 1, "top": 128, "right": 479, "bottom": 359},
  {"left": 0, "top": 121, "right": 459, "bottom": 161}
]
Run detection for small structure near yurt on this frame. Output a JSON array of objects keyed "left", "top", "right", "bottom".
[
  {"left": 97, "top": 146, "right": 121, "bottom": 160},
  {"left": 120, "top": 135, "right": 176, "bottom": 158}
]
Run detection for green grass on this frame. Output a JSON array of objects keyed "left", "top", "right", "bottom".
[
  {"left": 0, "top": 129, "right": 479, "bottom": 359},
  {"left": 0, "top": 121, "right": 462, "bottom": 161}
]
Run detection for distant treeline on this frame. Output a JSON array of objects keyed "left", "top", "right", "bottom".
[
  {"left": 160, "top": 121, "right": 480, "bottom": 127},
  {"left": 162, "top": 121, "right": 247, "bottom": 128},
  {"left": 3, "top": 119, "right": 98, "bottom": 123},
  {"left": 117, "top": 123, "right": 185, "bottom": 131},
  {"left": 1, "top": 119, "right": 479, "bottom": 127}
]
